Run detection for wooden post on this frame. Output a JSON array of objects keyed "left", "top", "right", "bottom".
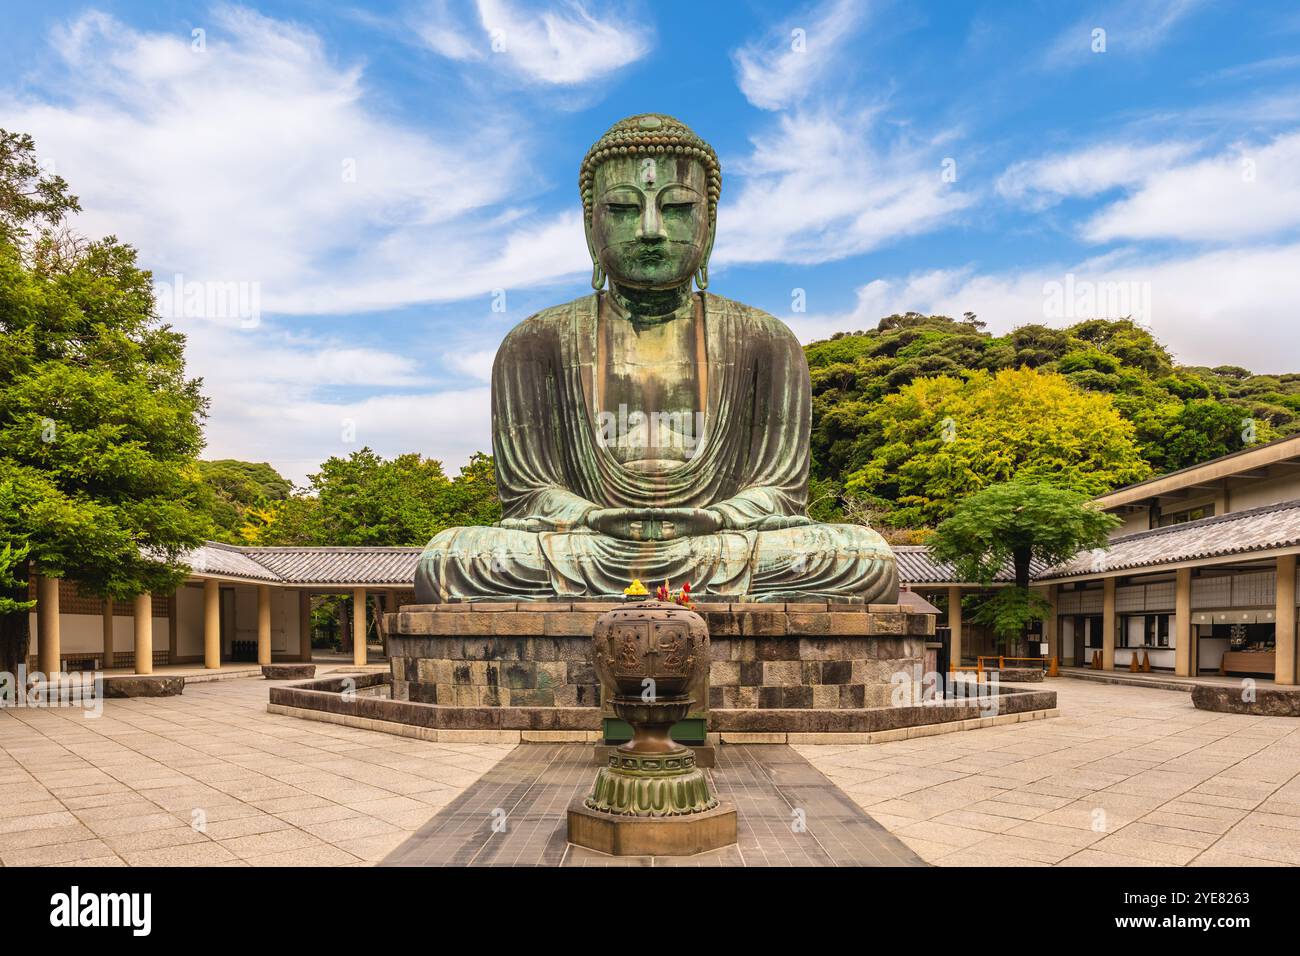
[
  {"left": 353, "top": 588, "right": 367, "bottom": 666},
  {"left": 947, "top": 585, "right": 962, "bottom": 669},
  {"left": 1276, "top": 555, "right": 1297, "bottom": 686},
  {"left": 133, "top": 592, "right": 153, "bottom": 675},
  {"left": 1174, "top": 567, "right": 1193, "bottom": 677},
  {"left": 168, "top": 591, "right": 178, "bottom": 664},
  {"left": 1043, "top": 585, "right": 1058, "bottom": 661},
  {"left": 102, "top": 597, "right": 114, "bottom": 670},
  {"left": 1102, "top": 578, "right": 1116, "bottom": 671},
  {"left": 299, "top": 592, "right": 312, "bottom": 662},
  {"left": 36, "top": 575, "right": 61, "bottom": 674},
  {"left": 203, "top": 579, "right": 221, "bottom": 669},
  {"left": 257, "top": 584, "right": 272, "bottom": 665}
]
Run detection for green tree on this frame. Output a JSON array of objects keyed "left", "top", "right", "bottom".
[
  {"left": 929, "top": 479, "right": 1119, "bottom": 647},
  {"left": 255, "top": 449, "right": 500, "bottom": 546},
  {"left": 192, "top": 459, "right": 293, "bottom": 544},
  {"left": 0, "top": 129, "right": 208, "bottom": 675},
  {"left": 804, "top": 314, "right": 1298, "bottom": 496},
  {"left": 844, "top": 366, "right": 1151, "bottom": 527}
]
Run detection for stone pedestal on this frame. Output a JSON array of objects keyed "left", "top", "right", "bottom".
[
  {"left": 385, "top": 601, "right": 935, "bottom": 716},
  {"left": 567, "top": 801, "right": 737, "bottom": 856}
]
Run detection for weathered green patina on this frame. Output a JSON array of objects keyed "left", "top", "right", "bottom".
[{"left": 415, "top": 114, "right": 897, "bottom": 603}]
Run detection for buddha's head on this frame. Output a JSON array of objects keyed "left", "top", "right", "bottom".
[{"left": 580, "top": 113, "right": 721, "bottom": 292}]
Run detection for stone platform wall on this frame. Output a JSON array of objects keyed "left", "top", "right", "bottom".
[{"left": 386, "top": 602, "right": 934, "bottom": 711}]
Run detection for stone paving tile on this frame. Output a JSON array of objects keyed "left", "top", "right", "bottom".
[
  {"left": 798, "top": 677, "right": 1300, "bottom": 867},
  {"left": 0, "top": 673, "right": 512, "bottom": 867}
]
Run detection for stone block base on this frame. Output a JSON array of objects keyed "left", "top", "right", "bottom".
[
  {"left": 386, "top": 601, "right": 935, "bottom": 713},
  {"left": 262, "top": 664, "right": 317, "bottom": 680},
  {"left": 567, "top": 800, "right": 737, "bottom": 856},
  {"left": 1193, "top": 684, "right": 1300, "bottom": 716},
  {"left": 996, "top": 667, "right": 1044, "bottom": 683},
  {"left": 102, "top": 675, "right": 185, "bottom": 698}
]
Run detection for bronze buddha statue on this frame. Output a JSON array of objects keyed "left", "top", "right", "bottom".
[{"left": 415, "top": 113, "right": 897, "bottom": 603}]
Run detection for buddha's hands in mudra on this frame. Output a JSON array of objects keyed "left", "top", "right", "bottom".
[{"left": 584, "top": 507, "right": 723, "bottom": 541}]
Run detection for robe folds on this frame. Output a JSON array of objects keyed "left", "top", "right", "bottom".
[{"left": 414, "top": 292, "right": 898, "bottom": 603}]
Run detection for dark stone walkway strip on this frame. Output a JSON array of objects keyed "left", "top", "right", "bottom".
[{"left": 382, "top": 743, "right": 926, "bottom": 867}]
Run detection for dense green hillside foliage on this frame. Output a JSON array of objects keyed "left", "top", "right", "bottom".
[
  {"left": 805, "top": 313, "right": 1299, "bottom": 528},
  {"left": 193, "top": 459, "right": 293, "bottom": 543}
]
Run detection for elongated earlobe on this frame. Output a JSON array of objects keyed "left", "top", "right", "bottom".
[
  {"left": 694, "top": 226, "right": 715, "bottom": 290},
  {"left": 591, "top": 260, "right": 606, "bottom": 290}
]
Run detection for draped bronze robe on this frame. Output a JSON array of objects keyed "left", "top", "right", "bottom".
[{"left": 414, "top": 292, "right": 897, "bottom": 603}]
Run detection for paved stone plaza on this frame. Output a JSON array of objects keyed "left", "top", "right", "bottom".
[
  {"left": 5, "top": 675, "right": 1300, "bottom": 866},
  {"left": 799, "top": 678, "right": 1300, "bottom": 866},
  {"left": 0, "top": 674, "right": 512, "bottom": 866}
]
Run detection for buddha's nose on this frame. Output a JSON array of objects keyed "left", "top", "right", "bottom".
[{"left": 637, "top": 203, "right": 666, "bottom": 241}]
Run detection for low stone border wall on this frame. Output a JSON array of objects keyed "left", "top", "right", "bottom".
[
  {"left": 267, "top": 674, "right": 1057, "bottom": 742},
  {"left": 1192, "top": 684, "right": 1300, "bottom": 716},
  {"left": 997, "top": 667, "right": 1044, "bottom": 683},
  {"left": 711, "top": 685, "right": 1057, "bottom": 734}
]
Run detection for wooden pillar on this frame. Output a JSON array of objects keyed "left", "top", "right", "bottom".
[
  {"left": 36, "top": 575, "right": 61, "bottom": 674},
  {"left": 1174, "top": 567, "right": 1194, "bottom": 677},
  {"left": 101, "top": 597, "right": 114, "bottom": 670},
  {"left": 203, "top": 579, "right": 221, "bottom": 669},
  {"left": 353, "top": 587, "right": 367, "bottom": 666},
  {"left": 133, "top": 592, "right": 153, "bottom": 675},
  {"left": 1102, "top": 577, "right": 1116, "bottom": 670},
  {"left": 299, "top": 592, "right": 312, "bottom": 662},
  {"left": 257, "top": 584, "right": 272, "bottom": 665},
  {"left": 1276, "top": 556, "right": 1297, "bottom": 686},
  {"left": 1040, "top": 585, "right": 1058, "bottom": 661},
  {"left": 167, "top": 592, "right": 178, "bottom": 663},
  {"left": 338, "top": 600, "right": 351, "bottom": 652},
  {"left": 947, "top": 585, "right": 962, "bottom": 667}
]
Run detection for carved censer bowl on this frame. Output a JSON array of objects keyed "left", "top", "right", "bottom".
[
  {"left": 585, "top": 600, "right": 717, "bottom": 816},
  {"left": 591, "top": 600, "right": 707, "bottom": 700}
]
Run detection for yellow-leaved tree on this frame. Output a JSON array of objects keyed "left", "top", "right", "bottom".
[{"left": 845, "top": 366, "right": 1152, "bottom": 527}]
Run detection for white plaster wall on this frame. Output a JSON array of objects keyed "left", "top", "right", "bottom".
[
  {"left": 176, "top": 585, "right": 205, "bottom": 658},
  {"left": 26, "top": 611, "right": 168, "bottom": 660},
  {"left": 1230, "top": 472, "right": 1300, "bottom": 512}
]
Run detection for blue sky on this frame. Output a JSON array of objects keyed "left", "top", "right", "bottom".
[{"left": 3, "top": 0, "right": 1300, "bottom": 482}]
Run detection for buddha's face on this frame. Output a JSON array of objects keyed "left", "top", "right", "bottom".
[{"left": 589, "top": 154, "right": 711, "bottom": 290}]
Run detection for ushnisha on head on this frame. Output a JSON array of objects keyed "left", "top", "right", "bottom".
[{"left": 580, "top": 113, "right": 722, "bottom": 292}]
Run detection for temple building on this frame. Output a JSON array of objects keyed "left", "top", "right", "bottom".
[{"left": 23, "top": 434, "right": 1300, "bottom": 683}]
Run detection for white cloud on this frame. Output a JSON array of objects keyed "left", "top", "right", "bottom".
[
  {"left": 1042, "top": 0, "right": 1203, "bottom": 66},
  {"left": 716, "top": 111, "right": 973, "bottom": 265},
  {"left": 731, "top": 0, "right": 865, "bottom": 110},
  {"left": 414, "top": 0, "right": 652, "bottom": 86},
  {"left": 444, "top": 347, "right": 496, "bottom": 382},
  {"left": 186, "top": 321, "right": 493, "bottom": 483},
  {"left": 0, "top": 6, "right": 591, "bottom": 480},
  {"left": 1, "top": 6, "right": 589, "bottom": 315},
  {"left": 1082, "top": 131, "right": 1300, "bottom": 243},
  {"left": 784, "top": 243, "right": 1300, "bottom": 374},
  {"left": 996, "top": 142, "right": 1197, "bottom": 210}
]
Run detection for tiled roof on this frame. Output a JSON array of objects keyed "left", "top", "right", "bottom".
[
  {"left": 1039, "top": 498, "right": 1300, "bottom": 579},
  {"left": 183, "top": 501, "right": 1300, "bottom": 589},
  {"left": 892, "top": 546, "right": 1041, "bottom": 585},
  {"left": 181, "top": 542, "right": 421, "bottom": 585},
  {"left": 182, "top": 542, "right": 283, "bottom": 582},
  {"left": 246, "top": 547, "right": 422, "bottom": 585}
]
